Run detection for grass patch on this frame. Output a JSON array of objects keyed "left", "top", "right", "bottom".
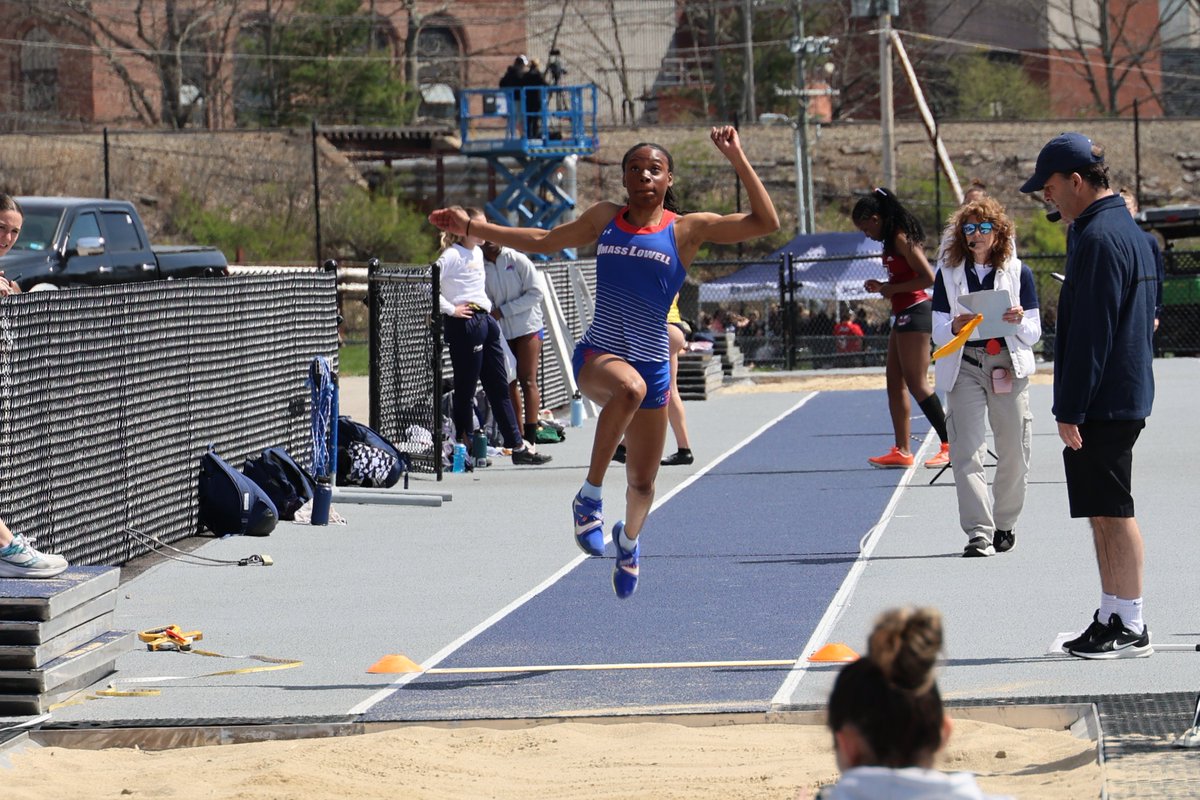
[{"left": 339, "top": 344, "right": 369, "bottom": 376}]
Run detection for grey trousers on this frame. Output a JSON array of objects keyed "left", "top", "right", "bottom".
[{"left": 945, "top": 347, "right": 1033, "bottom": 543}]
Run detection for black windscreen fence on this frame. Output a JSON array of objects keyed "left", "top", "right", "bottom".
[
  {"left": 367, "top": 262, "right": 443, "bottom": 478},
  {"left": 0, "top": 271, "right": 338, "bottom": 566}
]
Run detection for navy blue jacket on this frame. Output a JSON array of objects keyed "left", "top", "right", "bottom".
[{"left": 1054, "top": 194, "right": 1156, "bottom": 424}]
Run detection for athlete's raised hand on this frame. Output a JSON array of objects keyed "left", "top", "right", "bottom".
[
  {"left": 428, "top": 207, "right": 469, "bottom": 236},
  {"left": 710, "top": 125, "right": 743, "bottom": 159}
]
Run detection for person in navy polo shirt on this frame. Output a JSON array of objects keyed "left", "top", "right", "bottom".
[{"left": 1021, "top": 133, "right": 1157, "bottom": 659}]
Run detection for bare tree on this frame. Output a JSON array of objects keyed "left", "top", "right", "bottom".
[
  {"left": 1031, "top": 0, "right": 1198, "bottom": 115},
  {"left": 33, "top": 0, "right": 245, "bottom": 129}
]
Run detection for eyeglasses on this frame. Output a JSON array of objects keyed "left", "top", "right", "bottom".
[{"left": 962, "top": 221, "right": 994, "bottom": 236}]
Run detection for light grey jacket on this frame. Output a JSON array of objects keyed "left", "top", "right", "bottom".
[{"left": 483, "top": 247, "right": 545, "bottom": 341}]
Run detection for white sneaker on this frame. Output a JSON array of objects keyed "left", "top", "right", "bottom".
[{"left": 0, "top": 534, "right": 69, "bottom": 578}]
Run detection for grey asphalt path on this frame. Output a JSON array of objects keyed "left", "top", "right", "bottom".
[
  {"left": 44, "top": 385, "right": 805, "bottom": 726},
  {"left": 778, "top": 358, "right": 1200, "bottom": 709}
]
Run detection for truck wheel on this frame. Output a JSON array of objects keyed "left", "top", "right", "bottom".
[{"left": 28, "top": 283, "right": 60, "bottom": 292}]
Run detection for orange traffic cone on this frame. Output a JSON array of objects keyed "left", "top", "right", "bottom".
[
  {"left": 807, "top": 643, "right": 859, "bottom": 663},
  {"left": 367, "top": 654, "right": 424, "bottom": 674}
]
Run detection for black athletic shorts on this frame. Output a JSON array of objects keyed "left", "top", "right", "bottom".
[
  {"left": 892, "top": 299, "right": 932, "bottom": 334},
  {"left": 1063, "top": 419, "right": 1145, "bottom": 518}
]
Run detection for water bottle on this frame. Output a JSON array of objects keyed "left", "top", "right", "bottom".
[
  {"left": 570, "top": 391, "right": 584, "bottom": 427},
  {"left": 311, "top": 477, "right": 332, "bottom": 526},
  {"left": 471, "top": 429, "right": 489, "bottom": 468},
  {"left": 451, "top": 443, "right": 466, "bottom": 473}
]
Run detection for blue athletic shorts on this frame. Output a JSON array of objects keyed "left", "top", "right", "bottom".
[{"left": 573, "top": 344, "right": 671, "bottom": 410}]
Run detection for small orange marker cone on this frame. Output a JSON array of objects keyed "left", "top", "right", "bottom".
[
  {"left": 807, "top": 643, "right": 859, "bottom": 663},
  {"left": 367, "top": 654, "right": 424, "bottom": 674}
]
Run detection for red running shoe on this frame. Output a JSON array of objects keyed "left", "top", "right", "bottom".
[{"left": 868, "top": 447, "right": 914, "bottom": 469}]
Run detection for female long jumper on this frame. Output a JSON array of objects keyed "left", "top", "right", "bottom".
[{"left": 429, "top": 126, "right": 778, "bottom": 598}]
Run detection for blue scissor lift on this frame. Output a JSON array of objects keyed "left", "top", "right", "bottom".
[{"left": 458, "top": 84, "right": 598, "bottom": 258}]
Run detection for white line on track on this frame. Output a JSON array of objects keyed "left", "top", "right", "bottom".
[
  {"left": 769, "top": 428, "right": 940, "bottom": 709},
  {"left": 347, "top": 392, "right": 820, "bottom": 717}
]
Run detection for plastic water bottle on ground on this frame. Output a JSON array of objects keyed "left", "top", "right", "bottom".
[
  {"left": 452, "top": 443, "right": 466, "bottom": 473},
  {"left": 570, "top": 391, "right": 584, "bottom": 427}
]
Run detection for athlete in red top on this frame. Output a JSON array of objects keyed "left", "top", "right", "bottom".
[{"left": 852, "top": 188, "right": 949, "bottom": 469}]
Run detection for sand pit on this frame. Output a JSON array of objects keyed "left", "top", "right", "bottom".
[{"left": 4, "top": 716, "right": 1098, "bottom": 799}]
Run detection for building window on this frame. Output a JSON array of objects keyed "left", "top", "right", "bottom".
[
  {"left": 21, "top": 28, "right": 58, "bottom": 113},
  {"left": 417, "top": 26, "right": 461, "bottom": 88}
]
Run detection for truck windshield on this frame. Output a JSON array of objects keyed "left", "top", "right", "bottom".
[{"left": 9, "top": 207, "right": 61, "bottom": 253}]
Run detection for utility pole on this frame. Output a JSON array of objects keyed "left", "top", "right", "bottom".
[
  {"left": 743, "top": 0, "right": 756, "bottom": 123},
  {"left": 793, "top": 1, "right": 808, "bottom": 235},
  {"left": 879, "top": 7, "right": 896, "bottom": 190},
  {"left": 784, "top": 1, "right": 836, "bottom": 235}
]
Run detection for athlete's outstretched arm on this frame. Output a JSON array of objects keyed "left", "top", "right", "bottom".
[
  {"left": 676, "top": 126, "right": 779, "bottom": 260},
  {"left": 428, "top": 202, "right": 619, "bottom": 255}
]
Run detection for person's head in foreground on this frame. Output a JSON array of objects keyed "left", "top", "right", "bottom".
[{"left": 819, "top": 607, "right": 1011, "bottom": 799}]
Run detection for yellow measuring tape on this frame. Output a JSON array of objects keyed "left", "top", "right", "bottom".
[
  {"left": 49, "top": 625, "right": 302, "bottom": 710},
  {"left": 931, "top": 314, "right": 984, "bottom": 361}
]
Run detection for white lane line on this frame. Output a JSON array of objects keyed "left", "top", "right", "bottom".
[
  {"left": 348, "top": 392, "right": 819, "bottom": 717},
  {"left": 769, "top": 429, "right": 940, "bottom": 709}
]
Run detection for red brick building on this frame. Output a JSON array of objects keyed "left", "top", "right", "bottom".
[{"left": 0, "top": 0, "right": 527, "bottom": 131}]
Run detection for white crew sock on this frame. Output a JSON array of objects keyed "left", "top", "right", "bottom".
[
  {"left": 1099, "top": 592, "right": 1119, "bottom": 622},
  {"left": 1113, "top": 596, "right": 1145, "bottom": 634},
  {"left": 579, "top": 480, "right": 602, "bottom": 502}
]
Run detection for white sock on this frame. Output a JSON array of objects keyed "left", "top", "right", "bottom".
[
  {"left": 579, "top": 480, "right": 602, "bottom": 502},
  {"left": 619, "top": 528, "right": 638, "bottom": 552},
  {"left": 1099, "top": 592, "right": 1119, "bottom": 622},
  {"left": 1114, "top": 596, "right": 1144, "bottom": 634}
]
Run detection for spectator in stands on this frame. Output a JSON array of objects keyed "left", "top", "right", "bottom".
[
  {"left": 521, "top": 58, "right": 547, "bottom": 140},
  {"left": 429, "top": 126, "right": 778, "bottom": 599},
  {"left": 661, "top": 295, "right": 694, "bottom": 466},
  {"left": 818, "top": 607, "right": 1007, "bottom": 799},
  {"left": 931, "top": 197, "right": 1041, "bottom": 558},
  {"left": 499, "top": 55, "right": 528, "bottom": 136},
  {"left": 853, "top": 188, "right": 951, "bottom": 469},
  {"left": 833, "top": 309, "right": 865, "bottom": 364},
  {"left": 1119, "top": 188, "right": 1165, "bottom": 332},
  {"left": 0, "top": 194, "right": 69, "bottom": 579},
  {"left": 482, "top": 239, "right": 558, "bottom": 446},
  {"left": 436, "top": 206, "right": 550, "bottom": 466}
]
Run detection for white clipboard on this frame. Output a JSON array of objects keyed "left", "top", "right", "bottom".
[{"left": 957, "top": 289, "right": 1018, "bottom": 340}]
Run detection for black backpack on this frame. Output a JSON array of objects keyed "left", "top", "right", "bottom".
[
  {"left": 337, "top": 417, "right": 409, "bottom": 488},
  {"left": 198, "top": 448, "right": 278, "bottom": 537},
  {"left": 243, "top": 447, "right": 316, "bottom": 521}
]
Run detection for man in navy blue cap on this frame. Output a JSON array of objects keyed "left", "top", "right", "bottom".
[{"left": 1021, "top": 132, "right": 1157, "bottom": 659}]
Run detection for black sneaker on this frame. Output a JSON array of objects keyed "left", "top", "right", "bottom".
[
  {"left": 1067, "top": 612, "right": 1153, "bottom": 659},
  {"left": 661, "top": 449, "right": 694, "bottom": 466},
  {"left": 994, "top": 529, "right": 1015, "bottom": 553},
  {"left": 612, "top": 444, "right": 626, "bottom": 464},
  {"left": 512, "top": 446, "right": 551, "bottom": 465},
  {"left": 962, "top": 536, "right": 995, "bottom": 557},
  {"left": 1061, "top": 610, "right": 1110, "bottom": 653}
]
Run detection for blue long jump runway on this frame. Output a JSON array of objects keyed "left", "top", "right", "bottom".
[{"left": 362, "top": 390, "right": 924, "bottom": 721}]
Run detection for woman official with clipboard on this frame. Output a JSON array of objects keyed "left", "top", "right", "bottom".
[{"left": 931, "top": 197, "right": 1042, "bottom": 558}]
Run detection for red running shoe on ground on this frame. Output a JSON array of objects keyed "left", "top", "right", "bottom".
[
  {"left": 923, "top": 442, "right": 950, "bottom": 469},
  {"left": 868, "top": 447, "right": 914, "bottom": 469}
]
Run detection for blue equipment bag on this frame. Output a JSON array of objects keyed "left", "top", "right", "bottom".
[
  {"left": 242, "top": 447, "right": 316, "bottom": 521},
  {"left": 336, "top": 416, "right": 409, "bottom": 488},
  {"left": 198, "top": 448, "right": 278, "bottom": 536}
]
